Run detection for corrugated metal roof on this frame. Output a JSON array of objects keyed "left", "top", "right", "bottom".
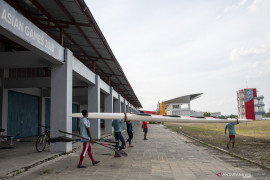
[{"left": 6, "top": 0, "right": 142, "bottom": 108}]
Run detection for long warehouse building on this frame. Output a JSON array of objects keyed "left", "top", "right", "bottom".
[{"left": 0, "top": 0, "right": 142, "bottom": 152}]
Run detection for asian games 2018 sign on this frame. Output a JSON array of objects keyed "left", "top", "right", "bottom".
[{"left": 0, "top": 0, "right": 64, "bottom": 62}]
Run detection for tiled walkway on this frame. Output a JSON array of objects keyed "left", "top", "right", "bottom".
[{"left": 12, "top": 124, "right": 270, "bottom": 180}]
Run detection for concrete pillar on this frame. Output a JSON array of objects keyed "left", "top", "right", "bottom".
[
  {"left": 126, "top": 102, "right": 128, "bottom": 113},
  {"left": 121, "top": 101, "right": 126, "bottom": 113},
  {"left": 0, "top": 69, "right": 8, "bottom": 135},
  {"left": 38, "top": 92, "right": 46, "bottom": 135},
  {"left": 104, "top": 87, "right": 113, "bottom": 134},
  {"left": 114, "top": 94, "right": 121, "bottom": 113},
  {"left": 50, "top": 49, "right": 73, "bottom": 152},
  {"left": 126, "top": 103, "right": 130, "bottom": 113},
  {"left": 121, "top": 99, "right": 127, "bottom": 129},
  {"left": 88, "top": 75, "right": 100, "bottom": 139}
]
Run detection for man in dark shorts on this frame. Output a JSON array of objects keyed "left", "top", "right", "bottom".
[
  {"left": 112, "top": 113, "right": 127, "bottom": 157},
  {"left": 126, "top": 120, "right": 133, "bottom": 147},
  {"left": 142, "top": 121, "right": 148, "bottom": 140},
  {"left": 225, "top": 118, "right": 239, "bottom": 149}
]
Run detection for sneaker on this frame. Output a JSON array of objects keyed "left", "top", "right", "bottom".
[
  {"left": 92, "top": 161, "right": 100, "bottom": 166},
  {"left": 227, "top": 144, "right": 229, "bottom": 149},
  {"left": 120, "top": 145, "right": 126, "bottom": 150},
  {"left": 144, "top": 138, "right": 148, "bottom": 140},
  {"left": 114, "top": 154, "right": 121, "bottom": 158},
  {"left": 77, "top": 165, "right": 87, "bottom": 168},
  {"left": 129, "top": 145, "right": 134, "bottom": 147}
]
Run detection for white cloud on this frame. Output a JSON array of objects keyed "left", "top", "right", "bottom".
[
  {"left": 240, "top": 0, "right": 248, "bottom": 6},
  {"left": 230, "top": 47, "right": 267, "bottom": 60},
  {"left": 224, "top": 0, "right": 247, "bottom": 13},
  {"left": 216, "top": 16, "right": 221, "bottom": 20},
  {"left": 252, "top": 59, "right": 270, "bottom": 77},
  {"left": 248, "top": 0, "right": 270, "bottom": 14},
  {"left": 230, "top": 32, "right": 270, "bottom": 60}
]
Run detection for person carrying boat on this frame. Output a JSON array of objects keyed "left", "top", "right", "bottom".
[
  {"left": 225, "top": 118, "right": 239, "bottom": 149},
  {"left": 112, "top": 112, "right": 127, "bottom": 157},
  {"left": 77, "top": 110, "right": 100, "bottom": 168},
  {"left": 126, "top": 120, "right": 134, "bottom": 147}
]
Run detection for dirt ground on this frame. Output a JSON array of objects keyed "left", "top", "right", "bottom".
[{"left": 164, "top": 120, "right": 270, "bottom": 168}]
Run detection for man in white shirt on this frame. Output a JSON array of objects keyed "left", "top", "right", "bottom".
[{"left": 77, "top": 110, "right": 100, "bottom": 168}]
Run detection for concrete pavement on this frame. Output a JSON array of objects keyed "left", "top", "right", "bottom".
[
  {"left": 0, "top": 137, "right": 60, "bottom": 178},
  {"left": 10, "top": 124, "right": 270, "bottom": 180}
]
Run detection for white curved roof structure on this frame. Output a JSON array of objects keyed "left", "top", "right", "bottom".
[{"left": 164, "top": 93, "right": 202, "bottom": 105}]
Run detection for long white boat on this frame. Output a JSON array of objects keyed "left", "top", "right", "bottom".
[{"left": 69, "top": 113, "right": 252, "bottom": 123}]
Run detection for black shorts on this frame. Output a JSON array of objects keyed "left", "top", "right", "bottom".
[
  {"left": 128, "top": 132, "right": 133, "bottom": 139},
  {"left": 143, "top": 128, "right": 148, "bottom": 133}
]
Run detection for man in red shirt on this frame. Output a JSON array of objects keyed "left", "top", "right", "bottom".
[{"left": 142, "top": 121, "right": 148, "bottom": 140}]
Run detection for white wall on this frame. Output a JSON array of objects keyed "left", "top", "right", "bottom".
[{"left": 255, "top": 115, "right": 262, "bottom": 120}]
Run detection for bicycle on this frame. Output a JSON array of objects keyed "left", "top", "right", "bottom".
[{"left": 36, "top": 125, "right": 50, "bottom": 152}]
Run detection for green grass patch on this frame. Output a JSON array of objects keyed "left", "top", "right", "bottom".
[{"left": 165, "top": 120, "right": 270, "bottom": 167}]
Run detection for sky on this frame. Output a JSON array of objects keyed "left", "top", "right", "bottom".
[{"left": 86, "top": 0, "right": 270, "bottom": 115}]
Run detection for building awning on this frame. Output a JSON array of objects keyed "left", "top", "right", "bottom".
[{"left": 3, "top": 0, "right": 142, "bottom": 108}]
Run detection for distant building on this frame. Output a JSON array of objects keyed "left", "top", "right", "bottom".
[
  {"left": 237, "top": 88, "right": 265, "bottom": 120},
  {"left": 164, "top": 93, "right": 203, "bottom": 117},
  {"left": 209, "top": 112, "right": 221, "bottom": 117}
]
